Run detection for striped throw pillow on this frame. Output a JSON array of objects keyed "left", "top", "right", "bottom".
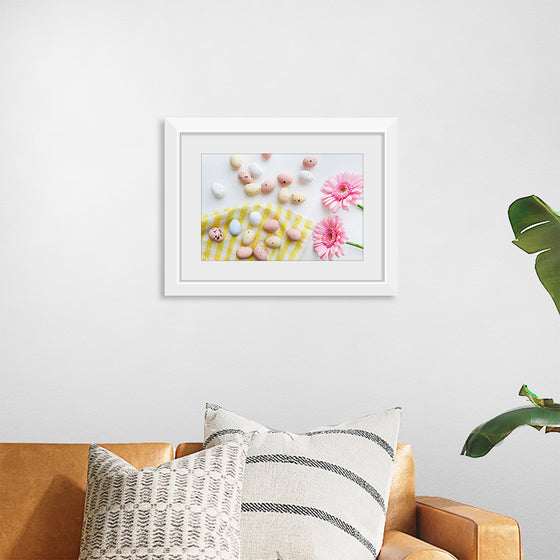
[
  {"left": 79, "top": 441, "right": 249, "bottom": 560},
  {"left": 204, "top": 405, "right": 401, "bottom": 560}
]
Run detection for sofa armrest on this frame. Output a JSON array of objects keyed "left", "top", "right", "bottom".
[
  {"left": 379, "top": 530, "right": 457, "bottom": 560},
  {"left": 416, "top": 496, "right": 522, "bottom": 560}
]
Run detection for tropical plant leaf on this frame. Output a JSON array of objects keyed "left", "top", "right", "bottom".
[
  {"left": 519, "top": 384, "right": 560, "bottom": 409},
  {"left": 461, "top": 406, "right": 560, "bottom": 458},
  {"left": 462, "top": 385, "right": 560, "bottom": 458},
  {"left": 508, "top": 195, "right": 560, "bottom": 314}
]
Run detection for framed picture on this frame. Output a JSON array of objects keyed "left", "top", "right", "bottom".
[{"left": 164, "top": 117, "right": 397, "bottom": 296}]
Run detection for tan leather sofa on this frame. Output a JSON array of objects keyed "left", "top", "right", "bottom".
[{"left": 0, "top": 442, "right": 521, "bottom": 560}]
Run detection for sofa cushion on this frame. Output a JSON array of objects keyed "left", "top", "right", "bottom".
[
  {"left": 204, "top": 404, "right": 401, "bottom": 560},
  {"left": 0, "top": 443, "right": 173, "bottom": 560},
  {"left": 78, "top": 441, "right": 248, "bottom": 560}
]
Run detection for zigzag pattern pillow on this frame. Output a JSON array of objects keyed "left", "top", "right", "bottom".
[
  {"left": 79, "top": 441, "right": 248, "bottom": 560},
  {"left": 204, "top": 404, "right": 401, "bottom": 560}
]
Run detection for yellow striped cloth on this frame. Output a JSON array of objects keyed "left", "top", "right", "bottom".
[{"left": 201, "top": 203, "right": 314, "bottom": 261}]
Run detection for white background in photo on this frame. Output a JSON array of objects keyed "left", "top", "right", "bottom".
[{"left": 201, "top": 153, "right": 364, "bottom": 261}]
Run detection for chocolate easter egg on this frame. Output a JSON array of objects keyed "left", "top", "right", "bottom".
[
  {"left": 254, "top": 245, "right": 267, "bottom": 260},
  {"left": 302, "top": 156, "right": 317, "bottom": 169},
  {"left": 263, "top": 219, "right": 280, "bottom": 233},
  {"left": 211, "top": 182, "right": 225, "bottom": 198},
  {"left": 291, "top": 191, "right": 306, "bottom": 204},
  {"left": 248, "top": 162, "right": 263, "bottom": 178},
  {"left": 298, "top": 170, "right": 314, "bottom": 183},
  {"left": 286, "top": 228, "right": 302, "bottom": 242},
  {"left": 277, "top": 187, "right": 290, "bottom": 203},
  {"left": 265, "top": 236, "right": 282, "bottom": 249},
  {"left": 236, "top": 246, "right": 253, "bottom": 259},
  {"left": 242, "top": 229, "right": 256, "bottom": 245},
  {"left": 228, "top": 219, "right": 241, "bottom": 236},
  {"left": 237, "top": 169, "right": 253, "bottom": 184},
  {"left": 249, "top": 211, "right": 262, "bottom": 226},
  {"left": 230, "top": 154, "right": 242, "bottom": 169},
  {"left": 208, "top": 227, "right": 224, "bottom": 242},
  {"left": 261, "top": 180, "right": 275, "bottom": 194},
  {"left": 244, "top": 182, "right": 260, "bottom": 196},
  {"left": 277, "top": 173, "right": 293, "bottom": 186}
]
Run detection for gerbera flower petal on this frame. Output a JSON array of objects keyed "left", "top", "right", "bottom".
[
  {"left": 320, "top": 172, "right": 363, "bottom": 213},
  {"left": 312, "top": 215, "right": 348, "bottom": 260}
]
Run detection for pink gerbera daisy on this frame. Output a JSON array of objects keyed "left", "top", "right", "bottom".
[
  {"left": 313, "top": 215, "right": 348, "bottom": 260},
  {"left": 321, "top": 172, "right": 363, "bottom": 213}
]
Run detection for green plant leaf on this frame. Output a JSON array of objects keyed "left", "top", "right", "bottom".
[
  {"left": 508, "top": 195, "right": 560, "bottom": 314},
  {"left": 519, "top": 384, "right": 560, "bottom": 410},
  {"left": 461, "top": 406, "right": 560, "bottom": 458}
]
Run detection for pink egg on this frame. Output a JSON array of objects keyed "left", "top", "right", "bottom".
[
  {"left": 302, "top": 156, "right": 318, "bottom": 169},
  {"left": 263, "top": 219, "right": 280, "bottom": 233},
  {"left": 261, "top": 180, "right": 276, "bottom": 194},
  {"left": 208, "top": 227, "right": 224, "bottom": 242},
  {"left": 286, "top": 228, "right": 302, "bottom": 242},
  {"left": 236, "top": 246, "right": 253, "bottom": 259},
  {"left": 237, "top": 169, "right": 253, "bottom": 184},
  {"left": 262, "top": 153, "right": 272, "bottom": 160},
  {"left": 254, "top": 245, "right": 267, "bottom": 261},
  {"left": 277, "top": 173, "right": 293, "bottom": 186}
]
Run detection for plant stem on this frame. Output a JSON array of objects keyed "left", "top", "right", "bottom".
[
  {"left": 357, "top": 204, "right": 364, "bottom": 210},
  {"left": 346, "top": 241, "right": 363, "bottom": 249}
]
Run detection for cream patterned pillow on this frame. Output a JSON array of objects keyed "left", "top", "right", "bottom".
[
  {"left": 79, "top": 441, "right": 248, "bottom": 560},
  {"left": 204, "top": 405, "right": 401, "bottom": 560}
]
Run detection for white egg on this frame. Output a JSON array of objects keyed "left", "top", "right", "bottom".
[
  {"left": 298, "top": 170, "right": 314, "bottom": 183},
  {"left": 211, "top": 182, "right": 225, "bottom": 198},
  {"left": 248, "top": 162, "right": 263, "bottom": 178},
  {"left": 249, "top": 211, "right": 262, "bottom": 226}
]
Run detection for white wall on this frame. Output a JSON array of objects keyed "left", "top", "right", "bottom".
[{"left": 1, "top": 1, "right": 559, "bottom": 557}]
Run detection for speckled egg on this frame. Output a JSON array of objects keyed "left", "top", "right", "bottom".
[
  {"left": 236, "top": 246, "right": 253, "bottom": 259},
  {"left": 237, "top": 169, "right": 253, "bottom": 184},
  {"left": 277, "top": 187, "right": 290, "bottom": 203},
  {"left": 228, "top": 219, "right": 242, "bottom": 236},
  {"left": 249, "top": 211, "right": 262, "bottom": 226},
  {"left": 244, "top": 182, "right": 260, "bottom": 196},
  {"left": 248, "top": 162, "right": 263, "bottom": 178},
  {"left": 302, "top": 156, "right": 318, "bottom": 169},
  {"left": 291, "top": 191, "right": 306, "bottom": 204},
  {"left": 261, "top": 180, "right": 275, "bottom": 194},
  {"left": 211, "top": 182, "right": 225, "bottom": 198},
  {"left": 298, "top": 170, "right": 314, "bottom": 183},
  {"left": 286, "top": 228, "right": 302, "bottom": 242},
  {"left": 208, "top": 227, "right": 224, "bottom": 242},
  {"left": 230, "top": 154, "right": 242, "bottom": 169},
  {"left": 254, "top": 245, "right": 267, "bottom": 260},
  {"left": 261, "top": 153, "right": 272, "bottom": 160},
  {"left": 277, "top": 173, "right": 293, "bottom": 186},
  {"left": 263, "top": 219, "right": 280, "bottom": 233},
  {"left": 265, "top": 236, "right": 282, "bottom": 249},
  {"left": 242, "top": 229, "right": 256, "bottom": 245}
]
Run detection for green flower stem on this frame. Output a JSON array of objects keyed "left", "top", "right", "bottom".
[
  {"left": 357, "top": 204, "right": 364, "bottom": 210},
  {"left": 346, "top": 241, "right": 364, "bottom": 250}
]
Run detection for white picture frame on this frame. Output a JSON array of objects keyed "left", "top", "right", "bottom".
[{"left": 164, "top": 117, "right": 398, "bottom": 296}]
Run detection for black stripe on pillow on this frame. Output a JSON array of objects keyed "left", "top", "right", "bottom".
[
  {"left": 247, "top": 454, "right": 386, "bottom": 512},
  {"left": 204, "top": 428, "right": 394, "bottom": 458},
  {"left": 241, "top": 502, "right": 377, "bottom": 557}
]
